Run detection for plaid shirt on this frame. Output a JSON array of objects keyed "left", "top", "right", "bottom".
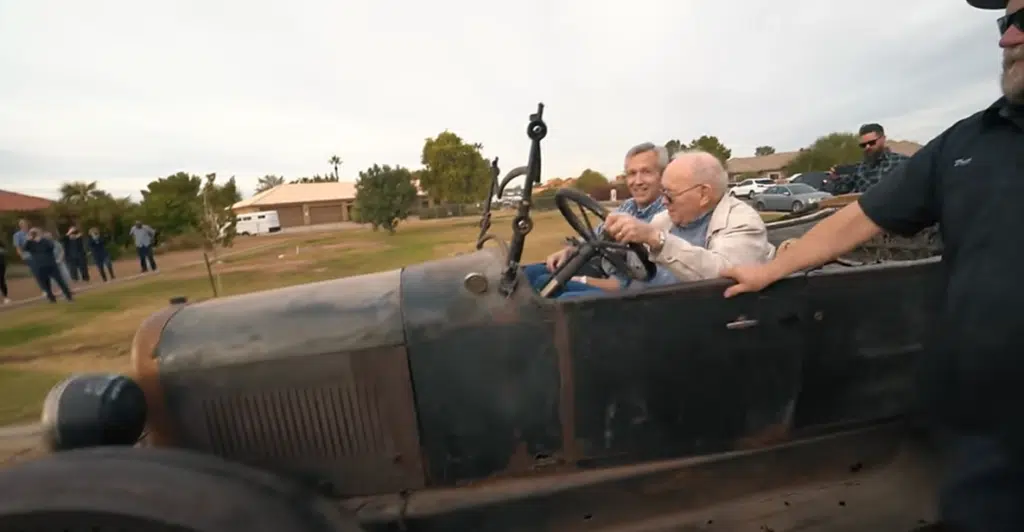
[{"left": 834, "top": 149, "right": 910, "bottom": 194}]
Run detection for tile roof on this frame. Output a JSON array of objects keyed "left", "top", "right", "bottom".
[
  {"left": 0, "top": 189, "right": 54, "bottom": 212},
  {"left": 233, "top": 182, "right": 357, "bottom": 209},
  {"left": 232, "top": 181, "right": 427, "bottom": 210}
]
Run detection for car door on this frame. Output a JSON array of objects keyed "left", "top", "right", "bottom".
[
  {"left": 761, "top": 186, "right": 779, "bottom": 210},
  {"left": 560, "top": 277, "right": 810, "bottom": 465},
  {"left": 793, "top": 259, "right": 942, "bottom": 428}
]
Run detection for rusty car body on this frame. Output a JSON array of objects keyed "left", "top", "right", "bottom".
[{"left": 0, "top": 105, "right": 946, "bottom": 532}]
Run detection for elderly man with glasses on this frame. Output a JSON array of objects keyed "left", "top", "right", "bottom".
[{"left": 603, "top": 150, "right": 775, "bottom": 282}]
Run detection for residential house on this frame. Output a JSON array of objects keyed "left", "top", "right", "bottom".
[
  {"left": 232, "top": 182, "right": 433, "bottom": 228},
  {"left": 0, "top": 189, "right": 54, "bottom": 213}
]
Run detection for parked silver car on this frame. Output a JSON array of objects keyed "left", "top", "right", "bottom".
[{"left": 752, "top": 183, "right": 832, "bottom": 213}]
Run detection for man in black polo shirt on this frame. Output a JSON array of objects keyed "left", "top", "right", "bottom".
[
  {"left": 832, "top": 123, "right": 910, "bottom": 194},
  {"left": 721, "top": 1, "right": 1024, "bottom": 530}
]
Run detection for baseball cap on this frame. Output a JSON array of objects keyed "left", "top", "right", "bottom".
[{"left": 966, "top": 0, "right": 1007, "bottom": 9}]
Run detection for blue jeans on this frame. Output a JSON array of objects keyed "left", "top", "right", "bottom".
[
  {"left": 23, "top": 257, "right": 46, "bottom": 292},
  {"left": 523, "top": 262, "right": 604, "bottom": 299},
  {"left": 937, "top": 429, "right": 1024, "bottom": 532},
  {"left": 93, "top": 255, "right": 115, "bottom": 281},
  {"left": 136, "top": 245, "right": 157, "bottom": 272}
]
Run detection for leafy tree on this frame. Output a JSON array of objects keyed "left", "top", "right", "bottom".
[
  {"left": 418, "top": 131, "right": 491, "bottom": 204},
  {"left": 198, "top": 173, "right": 242, "bottom": 258},
  {"left": 47, "top": 182, "right": 137, "bottom": 258},
  {"left": 290, "top": 174, "right": 338, "bottom": 184},
  {"left": 354, "top": 164, "right": 418, "bottom": 234},
  {"left": 255, "top": 174, "right": 285, "bottom": 193},
  {"left": 687, "top": 135, "right": 732, "bottom": 164},
  {"left": 755, "top": 146, "right": 776, "bottom": 156},
  {"left": 59, "top": 181, "right": 110, "bottom": 204},
  {"left": 664, "top": 139, "right": 683, "bottom": 157},
  {"left": 328, "top": 155, "right": 343, "bottom": 179},
  {"left": 138, "top": 172, "right": 203, "bottom": 237},
  {"left": 574, "top": 169, "right": 609, "bottom": 193},
  {"left": 784, "top": 132, "right": 861, "bottom": 174}
]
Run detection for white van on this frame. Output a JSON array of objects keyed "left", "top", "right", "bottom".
[{"left": 235, "top": 211, "right": 282, "bottom": 236}]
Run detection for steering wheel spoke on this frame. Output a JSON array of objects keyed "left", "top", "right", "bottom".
[
  {"left": 547, "top": 188, "right": 657, "bottom": 298},
  {"left": 577, "top": 204, "right": 598, "bottom": 239}
]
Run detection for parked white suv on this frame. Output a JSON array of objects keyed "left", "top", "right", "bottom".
[{"left": 730, "top": 178, "right": 775, "bottom": 198}]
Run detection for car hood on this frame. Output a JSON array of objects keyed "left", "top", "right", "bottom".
[{"left": 152, "top": 268, "right": 405, "bottom": 370}]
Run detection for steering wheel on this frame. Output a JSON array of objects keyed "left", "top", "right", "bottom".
[{"left": 552, "top": 188, "right": 657, "bottom": 283}]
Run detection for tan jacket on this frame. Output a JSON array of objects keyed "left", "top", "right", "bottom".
[{"left": 648, "top": 195, "right": 775, "bottom": 282}]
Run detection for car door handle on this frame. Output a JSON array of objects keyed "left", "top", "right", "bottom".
[{"left": 726, "top": 317, "right": 759, "bottom": 330}]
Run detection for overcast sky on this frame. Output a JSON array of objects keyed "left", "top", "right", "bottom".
[{"left": 0, "top": 0, "right": 1007, "bottom": 200}]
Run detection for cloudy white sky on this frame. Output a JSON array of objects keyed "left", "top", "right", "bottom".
[{"left": 0, "top": 0, "right": 1008, "bottom": 200}]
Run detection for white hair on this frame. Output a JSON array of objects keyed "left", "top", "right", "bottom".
[
  {"left": 671, "top": 149, "right": 729, "bottom": 195},
  {"left": 624, "top": 142, "right": 670, "bottom": 174}
]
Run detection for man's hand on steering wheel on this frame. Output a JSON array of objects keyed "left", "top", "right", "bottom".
[
  {"left": 603, "top": 213, "right": 661, "bottom": 250},
  {"left": 548, "top": 188, "right": 657, "bottom": 288},
  {"left": 545, "top": 247, "right": 572, "bottom": 272}
]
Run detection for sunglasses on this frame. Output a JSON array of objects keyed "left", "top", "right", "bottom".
[
  {"left": 998, "top": 7, "right": 1023, "bottom": 35},
  {"left": 858, "top": 139, "right": 879, "bottom": 149},
  {"left": 663, "top": 183, "right": 706, "bottom": 204}
]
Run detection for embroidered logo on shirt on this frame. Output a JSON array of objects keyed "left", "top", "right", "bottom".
[{"left": 953, "top": 157, "right": 973, "bottom": 167}]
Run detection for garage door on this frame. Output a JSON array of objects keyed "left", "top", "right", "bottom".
[
  {"left": 275, "top": 206, "right": 305, "bottom": 228},
  {"left": 309, "top": 204, "right": 345, "bottom": 225}
]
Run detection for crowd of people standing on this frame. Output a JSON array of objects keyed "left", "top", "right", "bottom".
[{"left": 1, "top": 218, "right": 159, "bottom": 304}]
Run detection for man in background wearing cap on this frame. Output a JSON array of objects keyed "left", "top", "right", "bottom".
[{"left": 721, "top": 1, "right": 1024, "bottom": 530}]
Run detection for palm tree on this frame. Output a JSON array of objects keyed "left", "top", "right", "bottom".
[
  {"left": 59, "top": 181, "right": 105, "bottom": 203},
  {"left": 328, "top": 155, "right": 343, "bottom": 179},
  {"left": 255, "top": 174, "right": 285, "bottom": 193}
]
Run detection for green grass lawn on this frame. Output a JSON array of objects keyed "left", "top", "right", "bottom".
[{"left": 0, "top": 209, "right": 785, "bottom": 427}]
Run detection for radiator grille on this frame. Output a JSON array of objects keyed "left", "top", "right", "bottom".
[
  {"left": 197, "top": 382, "right": 391, "bottom": 461},
  {"left": 162, "top": 347, "right": 425, "bottom": 495}
]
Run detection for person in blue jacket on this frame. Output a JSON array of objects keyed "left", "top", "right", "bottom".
[{"left": 87, "top": 227, "right": 115, "bottom": 282}]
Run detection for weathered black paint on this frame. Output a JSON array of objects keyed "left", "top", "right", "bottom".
[
  {"left": 564, "top": 276, "right": 808, "bottom": 465},
  {"left": 401, "top": 248, "right": 564, "bottom": 484},
  {"left": 156, "top": 269, "right": 405, "bottom": 368},
  {"left": 401, "top": 249, "right": 939, "bottom": 487},
  {"left": 352, "top": 424, "right": 937, "bottom": 532},
  {"left": 144, "top": 236, "right": 940, "bottom": 498},
  {"left": 793, "top": 258, "right": 944, "bottom": 428}
]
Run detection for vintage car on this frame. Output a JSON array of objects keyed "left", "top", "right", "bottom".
[{"left": 0, "top": 105, "right": 945, "bottom": 531}]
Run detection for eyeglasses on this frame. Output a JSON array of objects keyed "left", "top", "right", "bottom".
[
  {"left": 663, "top": 183, "right": 707, "bottom": 204},
  {"left": 858, "top": 139, "right": 879, "bottom": 149},
  {"left": 998, "top": 7, "right": 1023, "bottom": 36}
]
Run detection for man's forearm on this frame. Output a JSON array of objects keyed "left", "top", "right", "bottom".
[{"left": 764, "top": 202, "right": 882, "bottom": 279}]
